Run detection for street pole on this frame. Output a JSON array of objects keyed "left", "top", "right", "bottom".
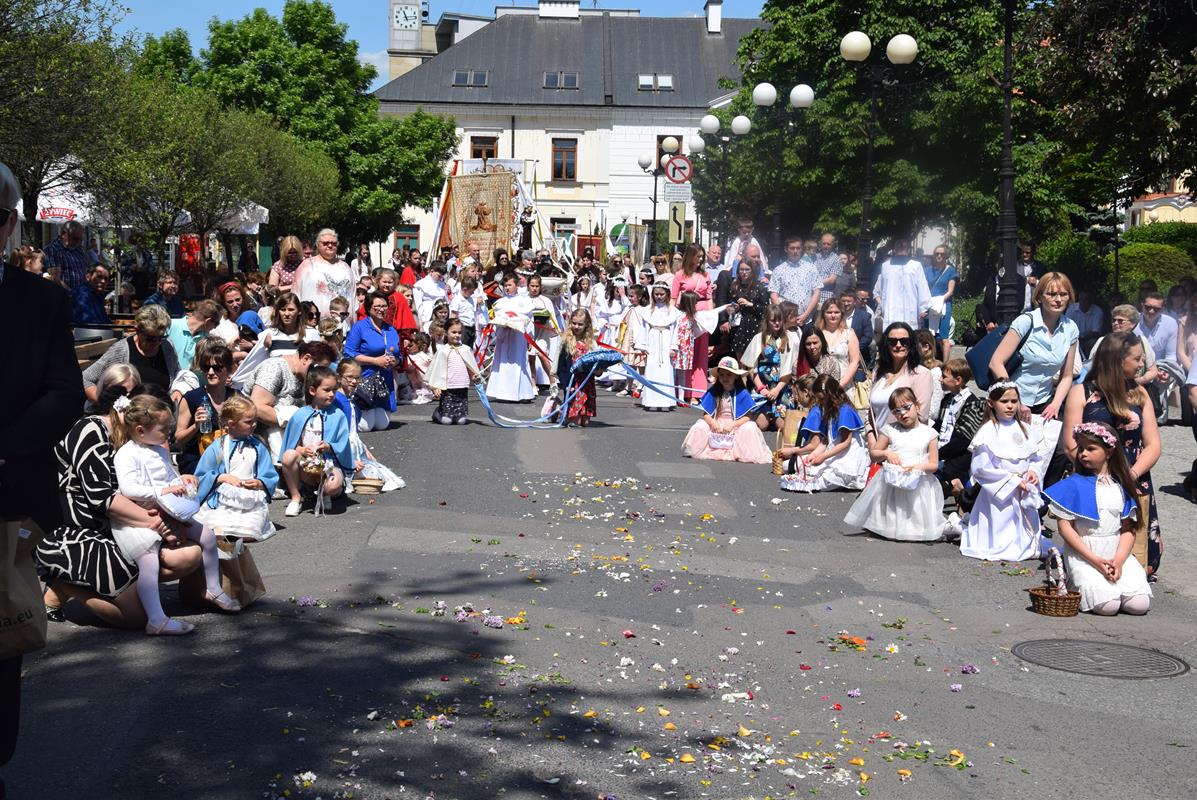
[
  {"left": 649, "top": 170, "right": 659, "bottom": 257},
  {"left": 858, "top": 80, "right": 878, "bottom": 287},
  {"left": 994, "top": 0, "right": 1024, "bottom": 323}
]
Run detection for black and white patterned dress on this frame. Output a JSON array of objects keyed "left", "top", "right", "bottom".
[{"left": 35, "top": 416, "right": 137, "bottom": 598}]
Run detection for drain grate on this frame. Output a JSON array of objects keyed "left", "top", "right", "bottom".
[{"left": 1011, "top": 639, "right": 1189, "bottom": 679}]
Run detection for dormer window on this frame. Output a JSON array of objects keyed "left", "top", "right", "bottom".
[
  {"left": 452, "top": 69, "right": 489, "bottom": 87},
  {"left": 544, "top": 71, "right": 579, "bottom": 89},
  {"left": 638, "top": 73, "right": 674, "bottom": 91}
]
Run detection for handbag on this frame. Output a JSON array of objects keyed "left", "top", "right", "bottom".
[
  {"left": 849, "top": 380, "right": 872, "bottom": 412},
  {"left": 708, "top": 432, "right": 735, "bottom": 450},
  {"left": 219, "top": 547, "right": 267, "bottom": 608},
  {"left": 966, "top": 313, "right": 1032, "bottom": 390},
  {"left": 353, "top": 371, "right": 391, "bottom": 409},
  {"left": 0, "top": 519, "right": 47, "bottom": 659},
  {"left": 1131, "top": 492, "right": 1150, "bottom": 569},
  {"left": 882, "top": 462, "right": 922, "bottom": 490}
]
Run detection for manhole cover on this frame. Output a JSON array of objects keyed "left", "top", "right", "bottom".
[{"left": 1011, "top": 639, "right": 1189, "bottom": 679}]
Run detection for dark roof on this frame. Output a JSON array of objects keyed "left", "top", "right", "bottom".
[{"left": 375, "top": 13, "right": 762, "bottom": 108}]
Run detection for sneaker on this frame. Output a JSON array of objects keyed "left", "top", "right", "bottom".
[
  {"left": 285, "top": 500, "right": 302, "bottom": 517},
  {"left": 273, "top": 487, "right": 287, "bottom": 500}
]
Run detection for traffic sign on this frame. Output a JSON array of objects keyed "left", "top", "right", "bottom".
[
  {"left": 668, "top": 202, "right": 686, "bottom": 244},
  {"left": 663, "top": 182, "right": 692, "bottom": 202},
  {"left": 664, "top": 155, "right": 693, "bottom": 183}
]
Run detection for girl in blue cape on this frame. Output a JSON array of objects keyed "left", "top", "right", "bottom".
[
  {"left": 194, "top": 394, "right": 279, "bottom": 543},
  {"left": 681, "top": 357, "right": 773, "bottom": 463},
  {"left": 279, "top": 365, "right": 354, "bottom": 517},
  {"left": 1045, "top": 422, "right": 1151, "bottom": 615},
  {"left": 779, "top": 374, "right": 869, "bottom": 493}
]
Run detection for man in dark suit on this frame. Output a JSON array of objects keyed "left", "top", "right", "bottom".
[{"left": 0, "top": 161, "right": 83, "bottom": 800}]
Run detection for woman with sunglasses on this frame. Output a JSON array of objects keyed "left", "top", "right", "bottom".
[
  {"left": 262, "top": 292, "right": 320, "bottom": 356},
  {"left": 175, "top": 341, "right": 235, "bottom": 474},
  {"left": 268, "top": 235, "right": 304, "bottom": 290},
  {"left": 82, "top": 304, "right": 181, "bottom": 404},
  {"left": 292, "top": 227, "right": 356, "bottom": 317},
  {"left": 868, "top": 322, "right": 932, "bottom": 434}
]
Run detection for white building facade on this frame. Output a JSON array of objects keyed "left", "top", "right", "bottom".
[{"left": 375, "top": 0, "right": 759, "bottom": 255}]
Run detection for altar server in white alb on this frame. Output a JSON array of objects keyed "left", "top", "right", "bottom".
[
  {"left": 634, "top": 279, "right": 681, "bottom": 411},
  {"left": 486, "top": 273, "right": 536, "bottom": 402},
  {"left": 872, "top": 238, "right": 931, "bottom": 329}
]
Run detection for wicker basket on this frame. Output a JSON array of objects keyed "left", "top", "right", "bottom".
[
  {"left": 1027, "top": 585, "right": 1081, "bottom": 617},
  {"left": 352, "top": 477, "right": 386, "bottom": 495}
]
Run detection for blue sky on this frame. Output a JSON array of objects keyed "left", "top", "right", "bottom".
[{"left": 115, "top": 0, "right": 765, "bottom": 89}]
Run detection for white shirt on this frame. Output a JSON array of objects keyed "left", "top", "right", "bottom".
[
  {"left": 723, "top": 235, "right": 770, "bottom": 278},
  {"left": 873, "top": 257, "right": 931, "bottom": 328},
  {"left": 448, "top": 292, "right": 487, "bottom": 329},
  {"left": 413, "top": 274, "right": 450, "bottom": 323},
  {"left": 292, "top": 257, "right": 355, "bottom": 316}
]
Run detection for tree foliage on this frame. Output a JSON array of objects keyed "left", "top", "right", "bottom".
[
  {"left": 1105, "top": 242, "right": 1195, "bottom": 293},
  {"left": 691, "top": 0, "right": 1134, "bottom": 276},
  {"left": 0, "top": 0, "right": 127, "bottom": 242},
  {"left": 191, "top": 0, "right": 458, "bottom": 242}
]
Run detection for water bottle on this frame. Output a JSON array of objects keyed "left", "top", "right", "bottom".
[{"left": 198, "top": 396, "right": 213, "bottom": 435}]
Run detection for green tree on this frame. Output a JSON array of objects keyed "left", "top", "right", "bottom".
[
  {"left": 0, "top": 0, "right": 128, "bottom": 243},
  {"left": 691, "top": 0, "right": 1123, "bottom": 276},
  {"left": 193, "top": 0, "right": 458, "bottom": 242}
]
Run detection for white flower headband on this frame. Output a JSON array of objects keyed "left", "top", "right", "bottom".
[
  {"left": 112, "top": 395, "right": 132, "bottom": 412},
  {"left": 990, "top": 380, "right": 1018, "bottom": 392}
]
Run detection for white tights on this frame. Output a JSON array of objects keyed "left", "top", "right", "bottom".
[
  {"left": 1091, "top": 594, "right": 1151, "bottom": 616},
  {"left": 134, "top": 525, "right": 223, "bottom": 626},
  {"left": 358, "top": 407, "right": 390, "bottom": 432}
]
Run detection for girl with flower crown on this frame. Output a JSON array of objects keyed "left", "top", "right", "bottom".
[
  {"left": 962, "top": 381, "right": 1048, "bottom": 561},
  {"left": 1045, "top": 422, "right": 1151, "bottom": 615}
]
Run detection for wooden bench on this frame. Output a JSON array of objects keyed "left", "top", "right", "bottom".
[{"left": 75, "top": 336, "right": 121, "bottom": 369}]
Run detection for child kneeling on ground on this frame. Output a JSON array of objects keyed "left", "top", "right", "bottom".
[{"left": 280, "top": 365, "right": 354, "bottom": 517}]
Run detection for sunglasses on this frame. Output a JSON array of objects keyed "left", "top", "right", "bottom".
[
  {"left": 887, "top": 336, "right": 910, "bottom": 348},
  {"left": 138, "top": 333, "right": 165, "bottom": 343},
  {"left": 319, "top": 240, "right": 337, "bottom": 247},
  {"left": 894, "top": 402, "right": 915, "bottom": 413},
  {"left": 1143, "top": 305, "right": 1163, "bottom": 313},
  {"left": 202, "top": 363, "right": 228, "bottom": 372}
]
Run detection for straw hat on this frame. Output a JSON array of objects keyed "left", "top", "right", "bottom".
[{"left": 708, "top": 355, "right": 749, "bottom": 379}]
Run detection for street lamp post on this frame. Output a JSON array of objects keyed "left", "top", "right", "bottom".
[
  {"left": 751, "top": 81, "right": 815, "bottom": 258},
  {"left": 840, "top": 30, "right": 918, "bottom": 285},
  {"left": 637, "top": 136, "right": 681, "bottom": 258},
  {"left": 698, "top": 113, "right": 749, "bottom": 249},
  {"left": 994, "top": 0, "right": 1024, "bottom": 324}
]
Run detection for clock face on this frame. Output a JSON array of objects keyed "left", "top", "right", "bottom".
[{"left": 393, "top": 4, "right": 419, "bottom": 30}]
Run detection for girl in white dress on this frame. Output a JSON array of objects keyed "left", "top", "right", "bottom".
[
  {"left": 194, "top": 395, "right": 278, "bottom": 543},
  {"left": 962, "top": 382, "right": 1047, "bottom": 561},
  {"left": 635, "top": 280, "right": 682, "bottom": 411},
  {"left": 486, "top": 274, "right": 536, "bottom": 402},
  {"left": 112, "top": 395, "right": 239, "bottom": 636},
  {"left": 779, "top": 375, "right": 870, "bottom": 493},
  {"left": 526, "top": 275, "right": 564, "bottom": 388},
  {"left": 844, "top": 387, "right": 946, "bottom": 541},
  {"left": 593, "top": 280, "right": 631, "bottom": 390},
  {"left": 1045, "top": 422, "right": 1151, "bottom": 615}
]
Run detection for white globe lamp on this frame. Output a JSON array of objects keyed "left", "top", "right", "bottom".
[
  {"left": 789, "top": 83, "right": 815, "bottom": 108},
  {"left": 752, "top": 82, "right": 778, "bottom": 107},
  {"left": 886, "top": 33, "right": 918, "bottom": 64},
  {"left": 699, "top": 114, "right": 721, "bottom": 135},
  {"left": 661, "top": 136, "right": 680, "bottom": 154},
  {"left": 660, "top": 154, "right": 672, "bottom": 169},
  {"left": 687, "top": 134, "right": 706, "bottom": 154},
  {"left": 636, "top": 153, "right": 653, "bottom": 171},
  {"left": 730, "top": 115, "right": 752, "bottom": 135},
  {"left": 840, "top": 31, "right": 872, "bottom": 62}
]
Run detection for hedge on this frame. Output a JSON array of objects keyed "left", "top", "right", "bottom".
[
  {"left": 1104, "top": 242, "right": 1195, "bottom": 293},
  {"left": 1124, "top": 221, "right": 1197, "bottom": 262}
]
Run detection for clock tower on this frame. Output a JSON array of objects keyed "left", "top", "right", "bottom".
[{"left": 388, "top": 0, "right": 436, "bottom": 80}]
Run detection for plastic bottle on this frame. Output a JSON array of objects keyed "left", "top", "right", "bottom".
[{"left": 198, "top": 395, "right": 213, "bottom": 435}]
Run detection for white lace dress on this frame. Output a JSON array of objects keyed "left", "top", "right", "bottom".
[
  {"left": 843, "top": 423, "right": 945, "bottom": 541},
  {"left": 194, "top": 440, "right": 275, "bottom": 541}
]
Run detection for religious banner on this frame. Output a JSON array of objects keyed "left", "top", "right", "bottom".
[{"left": 447, "top": 171, "right": 514, "bottom": 256}]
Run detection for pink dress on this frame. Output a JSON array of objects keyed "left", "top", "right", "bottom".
[
  {"left": 671, "top": 271, "right": 712, "bottom": 397},
  {"left": 682, "top": 399, "right": 773, "bottom": 463}
]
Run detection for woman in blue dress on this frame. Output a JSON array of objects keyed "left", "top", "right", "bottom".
[
  {"left": 343, "top": 291, "right": 401, "bottom": 432},
  {"left": 923, "top": 246, "right": 957, "bottom": 362}
]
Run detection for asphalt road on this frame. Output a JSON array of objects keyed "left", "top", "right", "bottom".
[{"left": 10, "top": 393, "right": 1197, "bottom": 800}]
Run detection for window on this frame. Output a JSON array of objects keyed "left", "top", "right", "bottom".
[
  {"left": 637, "top": 73, "right": 674, "bottom": 92},
  {"left": 551, "top": 138, "right": 577, "bottom": 182},
  {"left": 544, "top": 71, "right": 579, "bottom": 90},
  {"left": 470, "top": 136, "right": 498, "bottom": 160},
  {"left": 452, "top": 69, "right": 488, "bottom": 87}
]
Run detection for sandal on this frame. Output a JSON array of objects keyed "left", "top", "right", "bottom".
[
  {"left": 204, "top": 589, "right": 242, "bottom": 613},
  {"left": 45, "top": 604, "right": 66, "bottom": 623},
  {"left": 146, "top": 617, "right": 195, "bottom": 636}
]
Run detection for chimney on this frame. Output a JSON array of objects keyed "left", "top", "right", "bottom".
[
  {"left": 539, "top": 0, "right": 580, "bottom": 19},
  {"left": 704, "top": 0, "right": 722, "bottom": 34}
]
